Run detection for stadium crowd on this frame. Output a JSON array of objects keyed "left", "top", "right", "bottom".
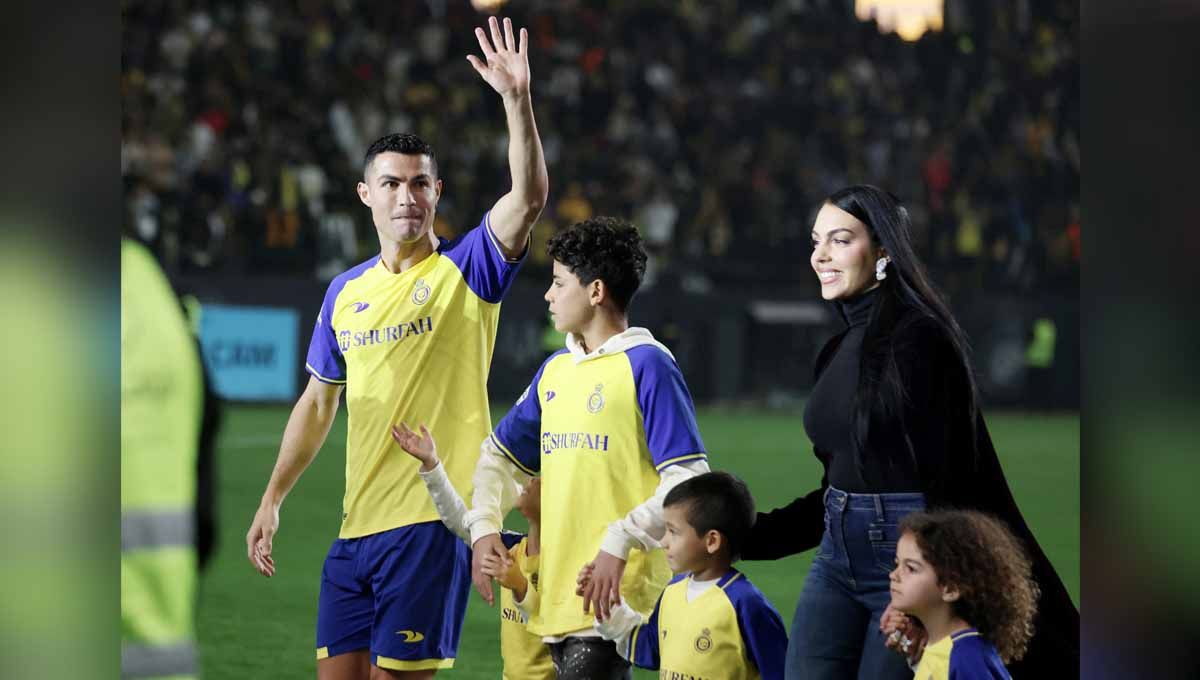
[{"left": 122, "top": 0, "right": 1078, "bottom": 299}]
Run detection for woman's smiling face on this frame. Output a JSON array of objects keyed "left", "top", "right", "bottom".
[{"left": 810, "top": 202, "right": 884, "bottom": 301}]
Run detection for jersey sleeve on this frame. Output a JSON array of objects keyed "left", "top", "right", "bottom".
[
  {"left": 304, "top": 278, "right": 348, "bottom": 384},
  {"left": 627, "top": 345, "right": 707, "bottom": 472},
  {"left": 491, "top": 352, "right": 564, "bottom": 475},
  {"left": 729, "top": 578, "right": 789, "bottom": 680},
  {"left": 438, "top": 211, "right": 527, "bottom": 303},
  {"left": 948, "top": 636, "right": 1009, "bottom": 680},
  {"left": 626, "top": 590, "right": 664, "bottom": 670},
  {"left": 499, "top": 531, "right": 527, "bottom": 552}
]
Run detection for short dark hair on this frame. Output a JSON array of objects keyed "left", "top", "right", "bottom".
[
  {"left": 663, "top": 471, "right": 756, "bottom": 562},
  {"left": 545, "top": 217, "right": 647, "bottom": 311},
  {"left": 363, "top": 133, "right": 438, "bottom": 178}
]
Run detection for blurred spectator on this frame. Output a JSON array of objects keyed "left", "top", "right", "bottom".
[{"left": 122, "top": 0, "right": 1078, "bottom": 300}]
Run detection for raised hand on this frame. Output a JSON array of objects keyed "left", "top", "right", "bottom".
[
  {"left": 390, "top": 422, "right": 438, "bottom": 472},
  {"left": 466, "top": 16, "right": 530, "bottom": 100}
]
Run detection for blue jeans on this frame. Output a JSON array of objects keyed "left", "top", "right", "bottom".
[{"left": 786, "top": 486, "right": 926, "bottom": 680}]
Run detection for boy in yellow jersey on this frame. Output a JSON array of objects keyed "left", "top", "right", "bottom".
[
  {"left": 589, "top": 471, "right": 788, "bottom": 680},
  {"left": 390, "top": 423, "right": 554, "bottom": 680},
  {"left": 466, "top": 217, "right": 711, "bottom": 679},
  {"left": 243, "top": 16, "right": 549, "bottom": 679}
]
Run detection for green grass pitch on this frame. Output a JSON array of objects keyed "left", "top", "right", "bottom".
[{"left": 198, "top": 405, "right": 1079, "bottom": 679}]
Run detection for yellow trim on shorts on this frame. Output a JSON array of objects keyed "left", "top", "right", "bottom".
[
  {"left": 316, "top": 647, "right": 329, "bottom": 660},
  {"left": 375, "top": 656, "right": 455, "bottom": 671}
]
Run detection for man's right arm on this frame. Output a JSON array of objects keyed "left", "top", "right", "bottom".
[{"left": 246, "top": 376, "right": 343, "bottom": 577}]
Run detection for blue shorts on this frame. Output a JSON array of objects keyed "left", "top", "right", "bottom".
[{"left": 316, "top": 521, "right": 470, "bottom": 671}]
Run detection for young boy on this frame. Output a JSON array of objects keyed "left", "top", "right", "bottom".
[
  {"left": 391, "top": 423, "right": 554, "bottom": 680},
  {"left": 466, "top": 217, "right": 711, "bottom": 679},
  {"left": 887, "top": 510, "right": 1038, "bottom": 680},
  {"left": 588, "top": 471, "right": 788, "bottom": 680}
]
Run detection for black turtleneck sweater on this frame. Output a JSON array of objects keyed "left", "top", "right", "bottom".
[{"left": 801, "top": 286, "right": 922, "bottom": 493}]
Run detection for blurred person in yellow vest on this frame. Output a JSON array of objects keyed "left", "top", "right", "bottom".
[{"left": 122, "top": 238, "right": 221, "bottom": 678}]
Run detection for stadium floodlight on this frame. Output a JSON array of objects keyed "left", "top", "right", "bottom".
[
  {"left": 470, "top": 0, "right": 510, "bottom": 13},
  {"left": 855, "top": 0, "right": 944, "bottom": 42}
]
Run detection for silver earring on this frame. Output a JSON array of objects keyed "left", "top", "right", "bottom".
[{"left": 875, "top": 257, "right": 889, "bottom": 281}]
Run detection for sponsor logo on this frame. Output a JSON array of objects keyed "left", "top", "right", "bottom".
[
  {"left": 586, "top": 384, "right": 605, "bottom": 414},
  {"left": 396, "top": 630, "right": 425, "bottom": 643},
  {"left": 501, "top": 607, "right": 529, "bottom": 624},
  {"left": 542, "top": 431, "right": 610, "bottom": 456},
  {"left": 351, "top": 301, "right": 370, "bottom": 313},
  {"left": 545, "top": 390, "right": 556, "bottom": 402},
  {"left": 412, "top": 278, "right": 431, "bottom": 306},
  {"left": 338, "top": 316, "right": 433, "bottom": 353}
]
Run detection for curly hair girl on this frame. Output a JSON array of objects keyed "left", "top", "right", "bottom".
[{"left": 891, "top": 510, "right": 1040, "bottom": 668}]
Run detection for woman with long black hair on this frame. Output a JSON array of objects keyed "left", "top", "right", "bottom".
[{"left": 742, "top": 185, "right": 1078, "bottom": 678}]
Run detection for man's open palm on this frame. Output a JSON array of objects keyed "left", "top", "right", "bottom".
[{"left": 467, "top": 16, "right": 530, "bottom": 99}]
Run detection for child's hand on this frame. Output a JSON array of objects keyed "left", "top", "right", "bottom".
[
  {"left": 575, "top": 562, "right": 595, "bottom": 597},
  {"left": 881, "top": 603, "right": 927, "bottom": 665},
  {"left": 481, "top": 553, "right": 524, "bottom": 593},
  {"left": 391, "top": 422, "right": 438, "bottom": 472},
  {"left": 879, "top": 602, "right": 907, "bottom": 635},
  {"left": 581, "top": 551, "right": 626, "bottom": 622},
  {"left": 592, "top": 598, "right": 640, "bottom": 640}
]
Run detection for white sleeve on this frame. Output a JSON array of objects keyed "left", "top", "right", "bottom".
[
  {"left": 593, "top": 599, "right": 644, "bottom": 660},
  {"left": 417, "top": 461, "right": 470, "bottom": 542},
  {"left": 599, "top": 458, "right": 711, "bottom": 559},
  {"left": 465, "top": 435, "right": 531, "bottom": 545}
]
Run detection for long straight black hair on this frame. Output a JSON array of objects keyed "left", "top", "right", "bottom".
[{"left": 825, "top": 185, "right": 979, "bottom": 481}]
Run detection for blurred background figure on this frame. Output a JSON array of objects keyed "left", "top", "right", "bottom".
[
  {"left": 121, "top": 238, "right": 220, "bottom": 679},
  {"left": 121, "top": 0, "right": 1078, "bottom": 408}
]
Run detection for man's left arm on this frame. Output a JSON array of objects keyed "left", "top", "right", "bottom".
[{"left": 468, "top": 16, "right": 548, "bottom": 257}]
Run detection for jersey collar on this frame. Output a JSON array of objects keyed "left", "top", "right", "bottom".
[{"left": 564, "top": 327, "right": 676, "bottom": 364}]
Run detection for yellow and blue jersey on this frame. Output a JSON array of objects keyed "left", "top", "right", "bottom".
[
  {"left": 625, "top": 569, "right": 787, "bottom": 680},
  {"left": 914, "top": 628, "right": 1010, "bottom": 680},
  {"left": 491, "top": 333, "right": 707, "bottom": 636},
  {"left": 306, "top": 213, "right": 523, "bottom": 539},
  {"left": 498, "top": 533, "right": 554, "bottom": 680}
]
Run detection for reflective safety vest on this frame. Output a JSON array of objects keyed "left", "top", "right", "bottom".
[{"left": 121, "top": 239, "right": 203, "bottom": 679}]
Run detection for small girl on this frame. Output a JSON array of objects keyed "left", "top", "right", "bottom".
[{"left": 888, "top": 510, "right": 1040, "bottom": 680}]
